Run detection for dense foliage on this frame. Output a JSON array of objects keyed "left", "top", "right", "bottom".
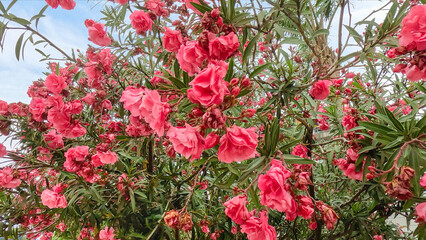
[{"left": 0, "top": 0, "right": 425, "bottom": 239}]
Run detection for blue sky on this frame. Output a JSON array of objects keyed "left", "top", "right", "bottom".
[
  {"left": 0, "top": 0, "right": 106, "bottom": 103},
  {"left": 0, "top": 0, "right": 387, "bottom": 104}
]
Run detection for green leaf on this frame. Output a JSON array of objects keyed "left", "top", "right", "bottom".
[
  {"left": 190, "top": 2, "right": 213, "bottom": 14},
  {"left": 168, "top": 76, "right": 186, "bottom": 89},
  {"left": 413, "top": 82, "right": 426, "bottom": 94},
  {"left": 344, "top": 25, "right": 362, "bottom": 44},
  {"left": 224, "top": 58, "right": 234, "bottom": 82},
  {"left": 282, "top": 37, "right": 305, "bottom": 45},
  {"left": 0, "top": 2, "right": 6, "bottom": 14},
  {"left": 129, "top": 188, "right": 136, "bottom": 212},
  {"left": 237, "top": 89, "right": 251, "bottom": 98},
  {"left": 268, "top": 117, "right": 280, "bottom": 156},
  {"left": 358, "top": 121, "right": 398, "bottom": 136},
  {"left": 384, "top": 106, "right": 404, "bottom": 132},
  {"left": 6, "top": 0, "right": 17, "bottom": 12},
  {"left": 239, "top": 157, "right": 266, "bottom": 183},
  {"left": 282, "top": 154, "right": 315, "bottom": 165},
  {"left": 311, "top": 29, "right": 329, "bottom": 38},
  {"left": 9, "top": 15, "right": 31, "bottom": 26},
  {"left": 358, "top": 146, "right": 376, "bottom": 154},
  {"left": 15, "top": 33, "right": 24, "bottom": 61},
  {"left": 249, "top": 63, "right": 272, "bottom": 79},
  {"left": 242, "top": 34, "right": 259, "bottom": 64},
  {"left": 338, "top": 51, "right": 360, "bottom": 64}
]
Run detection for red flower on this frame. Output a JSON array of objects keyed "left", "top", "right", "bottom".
[
  {"left": 0, "top": 167, "right": 21, "bottom": 188},
  {"left": 309, "top": 80, "right": 332, "bottom": 100},
  {"left": 0, "top": 143, "right": 6, "bottom": 157},
  {"left": 297, "top": 196, "right": 315, "bottom": 219},
  {"left": 421, "top": 173, "right": 426, "bottom": 190},
  {"left": 176, "top": 41, "right": 208, "bottom": 76},
  {"left": 44, "top": 130, "right": 64, "bottom": 149},
  {"left": 208, "top": 32, "right": 240, "bottom": 60},
  {"left": 146, "top": 0, "right": 169, "bottom": 17},
  {"left": 167, "top": 124, "right": 205, "bottom": 161},
  {"left": 187, "top": 62, "right": 229, "bottom": 107},
  {"left": 130, "top": 10, "right": 153, "bottom": 35},
  {"left": 29, "top": 98, "right": 46, "bottom": 122},
  {"left": 316, "top": 201, "right": 338, "bottom": 230},
  {"left": 120, "top": 87, "right": 170, "bottom": 137},
  {"left": 415, "top": 202, "right": 426, "bottom": 223},
  {"left": 218, "top": 126, "right": 258, "bottom": 163},
  {"left": 258, "top": 159, "right": 297, "bottom": 220},
  {"left": 91, "top": 151, "right": 118, "bottom": 167},
  {"left": 291, "top": 144, "right": 308, "bottom": 158},
  {"left": 99, "top": 226, "right": 116, "bottom": 240},
  {"left": 45, "top": 73, "right": 67, "bottom": 95},
  {"left": 224, "top": 195, "right": 252, "bottom": 224},
  {"left": 204, "top": 132, "right": 220, "bottom": 149},
  {"left": 240, "top": 211, "right": 277, "bottom": 240},
  {"left": 162, "top": 27, "right": 183, "bottom": 53},
  {"left": 85, "top": 19, "right": 112, "bottom": 46},
  {"left": 45, "top": 0, "right": 76, "bottom": 10},
  {"left": 399, "top": 5, "right": 426, "bottom": 51},
  {"left": 41, "top": 188, "right": 67, "bottom": 209}
]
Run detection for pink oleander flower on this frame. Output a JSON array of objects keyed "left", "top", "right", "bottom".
[
  {"left": 258, "top": 159, "right": 297, "bottom": 220},
  {"left": 373, "top": 235, "right": 384, "bottom": 240},
  {"left": 415, "top": 202, "right": 426, "bottom": 223},
  {"left": 297, "top": 195, "right": 315, "bottom": 219},
  {"left": 41, "top": 188, "right": 67, "bottom": 209},
  {"left": 130, "top": 10, "right": 153, "bottom": 35},
  {"left": 146, "top": 0, "right": 169, "bottom": 17},
  {"left": 120, "top": 87, "right": 170, "bottom": 136},
  {"left": 167, "top": 124, "right": 204, "bottom": 161},
  {"left": 341, "top": 115, "right": 357, "bottom": 130},
  {"left": 399, "top": 5, "right": 426, "bottom": 51},
  {"left": 45, "top": 73, "right": 67, "bottom": 95},
  {"left": 85, "top": 19, "right": 112, "bottom": 46},
  {"left": 317, "top": 201, "right": 338, "bottom": 230},
  {"left": 291, "top": 144, "right": 308, "bottom": 158},
  {"left": 218, "top": 126, "right": 258, "bottom": 163},
  {"left": 99, "top": 226, "right": 116, "bottom": 240},
  {"left": 204, "top": 132, "right": 220, "bottom": 149},
  {"left": 421, "top": 173, "right": 426, "bottom": 189},
  {"left": 224, "top": 195, "right": 252, "bottom": 225},
  {"left": 0, "top": 143, "right": 6, "bottom": 157},
  {"left": 162, "top": 27, "right": 183, "bottom": 53},
  {"left": 208, "top": 32, "right": 240, "bottom": 60},
  {"left": 43, "top": 130, "right": 64, "bottom": 150},
  {"left": 0, "top": 100, "right": 8, "bottom": 115},
  {"left": 139, "top": 89, "right": 170, "bottom": 137},
  {"left": 29, "top": 98, "right": 46, "bottom": 122},
  {"left": 176, "top": 41, "right": 208, "bottom": 76},
  {"left": 240, "top": 211, "right": 277, "bottom": 240},
  {"left": 64, "top": 146, "right": 89, "bottom": 172},
  {"left": 187, "top": 62, "right": 229, "bottom": 107},
  {"left": 91, "top": 150, "right": 118, "bottom": 167},
  {"left": 45, "top": 0, "right": 76, "bottom": 10},
  {"left": 0, "top": 167, "right": 21, "bottom": 188},
  {"left": 309, "top": 80, "right": 332, "bottom": 100}
]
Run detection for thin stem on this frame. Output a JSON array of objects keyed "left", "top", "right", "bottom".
[{"left": 0, "top": 14, "right": 74, "bottom": 62}]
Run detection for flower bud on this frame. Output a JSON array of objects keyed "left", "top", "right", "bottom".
[
  {"left": 231, "top": 87, "right": 240, "bottom": 97},
  {"left": 211, "top": 8, "right": 221, "bottom": 18},
  {"left": 192, "top": 108, "right": 204, "bottom": 117},
  {"left": 230, "top": 78, "right": 239, "bottom": 86}
]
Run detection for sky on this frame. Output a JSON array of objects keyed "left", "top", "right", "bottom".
[{"left": 0, "top": 0, "right": 389, "bottom": 104}]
